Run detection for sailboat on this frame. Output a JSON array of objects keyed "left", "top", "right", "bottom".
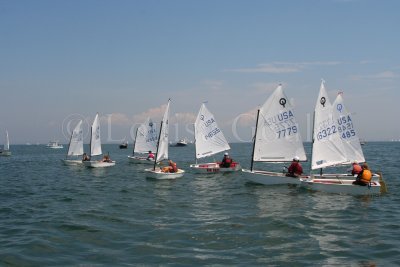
[
  {"left": 300, "top": 81, "right": 384, "bottom": 195},
  {"left": 242, "top": 85, "right": 308, "bottom": 185},
  {"left": 62, "top": 120, "right": 84, "bottom": 165},
  {"left": 83, "top": 113, "right": 116, "bottom": 168},
  {"left": 128, "top": 117, "right": 158, "bottom": 164},
  {"left": 189, "top": 103, "right": 240, "bottom": 173},
  {"left": 0, "top": 130, "right": 11, "bottom": 156},
  {"left": 145, "top": 99, "right": 185, "bottom": 179},
  {"left": 46, "top": 140, "right": 63, "bottom": 149}
]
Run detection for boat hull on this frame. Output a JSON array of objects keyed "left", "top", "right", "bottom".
[
  {"left": 62, "top": 159, "right": 83, "bottom": 166},
  {"left": 300, "top": 177, "right": 381, "bottom": 195},
  {"left": 127, "top": 155, "right": 155, "bottom": 164},
  {"left": 83, "top": 160, "right": 116, "bottom": 168},
  {"left": 145, "top": 168, "right": 185, "bottom": 179},
  {"left": 190, "top": 162, "right": 241, "bottom": 173},
  {"left": 242, "top": 169, "right": 307, "bottom": 185},
  {"left": 0, "top": 150, "right": 11, "bottom": 156}
]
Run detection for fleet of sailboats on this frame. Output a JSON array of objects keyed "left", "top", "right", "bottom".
[
  {"left": 4, "top": 81, "right": 386, "bottom": 195},
  {"left": 190, "top": 103, "right": 240, "bottom": 173}
]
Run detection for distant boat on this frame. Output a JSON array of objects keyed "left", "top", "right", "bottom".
[
  {"left": 62, "top": 120, "right": 84, "bottom": 165},
  {"left": 47, "top": 140, "right": 63, "bottom": 149},
  {"left": 83, "top": 113, "right": 116, "bottom": 168},
  {"left": 360, "top": 139, "right": 366, "bottom": 145},
  {"left": 175, "top": 139, "right": 188, "bottom": 146},
  {"left": 0, "top": 130, "right": 11, "bottom": 156},
  {"left": 119, "top": 140, "right": 128, "bottom": 149}
]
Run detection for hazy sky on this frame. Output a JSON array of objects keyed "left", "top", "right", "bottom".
[{"left": 1, "top": 0, "right": 399, "bottom": 144}]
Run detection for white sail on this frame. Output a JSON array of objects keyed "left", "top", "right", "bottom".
[
  {"left": 332, "top": 93, "right": 365, "bottom": 163},
  {"left": 311, "top": 81, "right": 347, "bottom": 170},
  {"left": 4, "top": 130, "right": 10, "bottom": 151},
  {"left": 90, "top": 113, "right": 102, "bottom": 156},
  {"left": 67, "top": 120, "right": 84, "bottom": 156},
  {"left": 134, "top": 117, "right": 157, "bottom": 153},
  {"left": 156, "top": 100, "right": 170, "bottom": 162},
  {"left": 194, "top": 103, "right": 230, "bottom": 159},
  {"left": 253, "top": 85, "right": 306, "bottom": 162}
]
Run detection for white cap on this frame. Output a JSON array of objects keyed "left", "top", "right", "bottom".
[
  {"left": 224, "top": 152, "right": 229, "bottom": 156},
  {"left": 293, "top": 156, "right": 300, "bottom": 161},
  {"left": 353, "top": 160, "right": 358, "bottom": 164}
]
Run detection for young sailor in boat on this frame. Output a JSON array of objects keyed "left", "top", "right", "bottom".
[
  {"left": 286, "top": 156, "right": 303, "bottom": 177},
  {"left": 352, "top": 163, "right": 372, "bottom": 186},
  {"left": 147, "top": 150, "right": 155, "bottom": 161},
  {"left": 162, "top": 160, "right": 178, "bottom": 173},
  {"left": 220, "top": 152, "right": 233, "bottom": 168},
  {"left": 349, "top": 161, "right": 362, "bottom": 176},
  {"left": 102, "top": 154, "right": 112, "bottom": 163},
  {"left": 82, "top": 153, "right": 90, "bottom": 161}
]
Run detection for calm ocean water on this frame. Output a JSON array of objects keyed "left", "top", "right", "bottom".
[{"left": 1, "top": 142, "right": 400, "bottom": 266}]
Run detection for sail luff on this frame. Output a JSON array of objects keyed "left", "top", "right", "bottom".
[{"left": 156, "top": 100, "right": 170, "bottom": 162}]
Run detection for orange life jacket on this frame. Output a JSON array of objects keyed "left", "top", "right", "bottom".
[
  {"left": 170, "top": 162, "right": 177, "bottom": 173},
  {"left": 360, "top": 169, "right": 372, "bottom": 183}
]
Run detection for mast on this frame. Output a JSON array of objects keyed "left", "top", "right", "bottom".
[
  {"left": 153, "top": 121, "right": 163, "bottom": 171},
  {"left": 250, "top": 109, "right": 260, "bottom": 172},
  {"left": 89, "top": 122, "right": 93, "bottom": 158},
  {"left": 193, "top": 123, "right": 197, "bottom": 164},
  {"left": 132, "top": 127, "right": 139, "bottom": 156}
]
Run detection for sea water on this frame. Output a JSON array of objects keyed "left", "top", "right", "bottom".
[{"left": 1, "top": 142, "right": 399, "bottom": 266}]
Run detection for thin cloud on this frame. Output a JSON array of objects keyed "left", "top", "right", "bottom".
[
  {"left": 100, "top": 113, "right": 132, "bottom": 126},
  {"left": 225, "top": 61, "right": 341, "bottom": 73},
  {"left": 203, "top": 80, "right": 224, "bottom": 91},
  {"left": 350, "top": 71, "right": 398, "bottom": 81}
]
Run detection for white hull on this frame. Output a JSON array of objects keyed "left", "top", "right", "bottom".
[
  {"left": 242, "top": 169, "right": 308, "bottom": 185},
  {"left": 145, "top": 168, "right": 185, "bottom": 179},
  {"left": 47, "top": 145, "right": 63, "bottom": 149},
  {"left": 312, "top": 173, "right": 380, "bottom": 180},
  {"left": 83, "top": 160, "right": 116, "bottom": 168},
  {"left": 127, "top": 155, "right": 155, "bottom": 165},
  {"left": 62, "top": 159, "right": 83, "bottom": 166},
  {"left": 300, "top": 177, "right": 381, "bottom": 195},
  {"left": 0, "top": 150, "right": 11, "bottom": 156},
  {"left": 190, "top": 162, "right": 241, "bottom": 173}
]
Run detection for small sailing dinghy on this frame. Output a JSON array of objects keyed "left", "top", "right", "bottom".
[
  {"left": 300, "top": 81, "right": 384, "bottom": 195},
  {"left": 128, "top": 117, "right": 158, "bottom": 164},
  {"left": 190, "top": 103, "right": 240, "bottom": 173},
  {"left": 62, "top": 120, "right": 84, "bottom": 165},
  {"left": 242, "top": 85, "right": 308, "bottom": 185},
  {"left": 83, "top": 113, "right": 116, "bottom": 168},
  {"left": 0, "top": 130, "right": 11, "bottom": 156},
  {"left": 145, "top": 99, "right": 185, "bottom": 179}
]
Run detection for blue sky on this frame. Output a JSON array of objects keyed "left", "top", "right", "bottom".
[{"left": 0, "top": 0, "right": 399, "bottom": 144}]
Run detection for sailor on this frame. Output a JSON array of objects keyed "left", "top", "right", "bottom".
[
  {"left": 353, "top": 163, "right": 372, "bottom": 186},
  {"left": 286, "top": 156, "right": 303, "bottom": 177},
  {"left": 220, "top": 152, "right": 233, "bottom": 168}
]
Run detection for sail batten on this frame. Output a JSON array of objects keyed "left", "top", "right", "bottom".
[
  {"left": 194, "top": 103, "right": 230, "bottom": 159},
  {"left": 253, "top": 85, "right": 306, "bottom": 162}
]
